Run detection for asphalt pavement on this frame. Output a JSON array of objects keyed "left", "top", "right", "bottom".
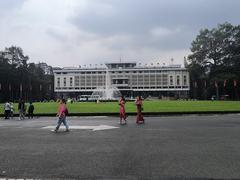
[{"left": 1, "top": 114, "right": 240, "bottom": 179}]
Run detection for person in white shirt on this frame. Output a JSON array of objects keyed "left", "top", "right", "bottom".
[{"left": 4, "top": 101, "right": 11, "bottom": 119}]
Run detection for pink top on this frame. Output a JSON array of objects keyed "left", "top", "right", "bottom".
[
  {"left": 119, "top": 100, "right": 125, "bottom": 107},
  {"left": 135, "top": 99, "right": 142, "bottom": 106},
  {"left": 119, "top": 99, "right": 126, "bottom": 115},
  {"left": 57, "top": 104, "right": 66, "bottom": 117}
]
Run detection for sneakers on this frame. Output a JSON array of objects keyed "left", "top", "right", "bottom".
[
  {"left": 136, "top": 121, "right": 144, "bottom": 124},
  {"left": 51, "top": 129, "right": 57, "bottom": 133},
  {"left": 51, "top": 129, "right": 70, "bottom": 132},
  {"left": 120, "top": 120, "right": 127, "bottom": 125}
]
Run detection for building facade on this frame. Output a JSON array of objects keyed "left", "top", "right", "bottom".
[{"left": 53, "top": 62, "right": 190, "bottom": 99}]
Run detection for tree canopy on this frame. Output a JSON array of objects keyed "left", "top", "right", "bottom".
[
  {"left": 187, "top": 22, "right": 240, "bottom": 100},
  {"left": 0, "top": 46, "right": 53, "bottom": 102}
]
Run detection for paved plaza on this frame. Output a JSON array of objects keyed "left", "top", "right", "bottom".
[{"left": 1, "top": 114, "right": 240, "bottom": 179}]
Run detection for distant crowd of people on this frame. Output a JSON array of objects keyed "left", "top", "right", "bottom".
[{"left": 3, "top": 100, "right": 34, "bottom": 120}]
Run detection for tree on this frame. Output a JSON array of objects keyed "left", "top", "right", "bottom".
[
  {"left": 187, "top": 22, "right": 240, "bottom": 100},
  {"left": 4, "top": 46, "right": 29, "bottom": 68},
  {"left": 0, "top": 46, "right": 54, "bottom": 102}
]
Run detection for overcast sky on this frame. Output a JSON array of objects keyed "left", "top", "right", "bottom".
[{"left": 0, "top": 0, "right": 239, "bottom": 67}]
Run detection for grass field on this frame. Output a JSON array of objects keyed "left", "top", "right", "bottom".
[{"left": 1, "top": 100, "right": 240, "bottom": 114}]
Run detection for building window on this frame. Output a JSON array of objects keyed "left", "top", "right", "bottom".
[
  {"left": 183, "top": 75, "right": 187, "bottom": 86},
  {"left": 57, "top": 78, "right": 60, "bottom": 87},
  {"left": 63, "top": 77, "right": 66, "bottom": 87},
  {"left": 75, "top": 76, "right": 80, "bottom": 86},
  {"left": 170, "top": 76, "right": 173, "bottom": 85},
  {"left": 162, "top": 74, "right": 168, "bottom": 85},
  {"left": 177, "top": 75, "right": 180, "bottom": 85},
  {"left": 70, "top": 77, "right": 73, "bottom": 87}
]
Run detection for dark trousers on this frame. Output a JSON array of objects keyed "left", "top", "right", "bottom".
[
  {"left": 4, "top": 110, "right": 10, "bottom": 119},
  {"left": 28, "top": 112, "right": 34, "bottom": 119}
]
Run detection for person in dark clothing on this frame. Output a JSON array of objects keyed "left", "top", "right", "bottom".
[
  {"left": 28, "top": 102, "right": 34, "bottom": 119},
  {"left": 18, "top": 99, "right": 25, "bottom": 120}
]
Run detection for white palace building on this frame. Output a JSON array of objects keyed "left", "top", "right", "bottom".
[{"left": 53, "top": 62, "right": 190, "bottom": 99}]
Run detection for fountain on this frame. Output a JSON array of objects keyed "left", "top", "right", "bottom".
[{"left": 91, "top": 68, "right": 122, "bottom": 100}]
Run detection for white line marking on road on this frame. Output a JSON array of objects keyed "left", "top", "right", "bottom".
[{"left": 42, "top": 125, "right": 119, "bottom": 131}]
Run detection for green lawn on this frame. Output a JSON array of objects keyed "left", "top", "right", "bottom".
[{"left": 1, "top": 100, "right": 240, "bottom": 114}]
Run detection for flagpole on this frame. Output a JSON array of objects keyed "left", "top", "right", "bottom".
[
  {"left": 223, "top": 80, "right": 227, "bottom": 100},
  {"left": 215, "top": 81, "right": 219, "bottom": 100},
  {"left": 235, "top": 87, "right": 238, "bottom": 100},
  {"left": 20, "top": 84, "right": 23, "bottom": 99},
  {"left": 234, "top": 80, "right": 238, "bottom": 100},
  {"left": 9, "top": 84, "right": 12, "bottom": 101},
  {"left": 193, "top": 81, "right": 197, "bottom": 99},
  {"left": 204, "top": 80, "right": 207, "bottom": 100},
  {"left": 0, "top": 83, "right": 1, "bottom": 101}
]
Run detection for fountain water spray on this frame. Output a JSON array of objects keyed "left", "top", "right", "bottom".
[{"left": 91, "top": 67, "right": 121, "bottom": 100}]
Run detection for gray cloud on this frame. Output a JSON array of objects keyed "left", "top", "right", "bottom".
[
  {"left": 0, "top": 0, "right": 25, "bottom": 15},
  {"left": 69, "top": 0, "right": 240, "bottom": 51},
  {"left": 0, "top": 0, "right": 239, "bottom": 67},
  {"left": 71, "top": 0, "right": 240, "bottom": 33}
]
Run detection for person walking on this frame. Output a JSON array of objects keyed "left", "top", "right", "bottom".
[
  {"left": 4, "top": 101, "right": 11, "bottom": 119},
  {"left": 135, "top": 96, "right": 144, "bottom": 124},
  {"left": 54, "top": 99, "right": 69, "bottom": 132},
  {"left": 28, "top": 102, "right": 34, "bottom": 119},
  {"left": 18, "top": 99, "right": 25, "bottom": 120},
  {"left": 119, "top": 96, "right": 127, "bottom": 125},
  {"left": 10, "top": 102, "right": 14, "bottom": 119}
]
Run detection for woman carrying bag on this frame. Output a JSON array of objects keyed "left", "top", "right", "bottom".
[{"left": 54, "top": 99, "right": 70, "bottom": 132}]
